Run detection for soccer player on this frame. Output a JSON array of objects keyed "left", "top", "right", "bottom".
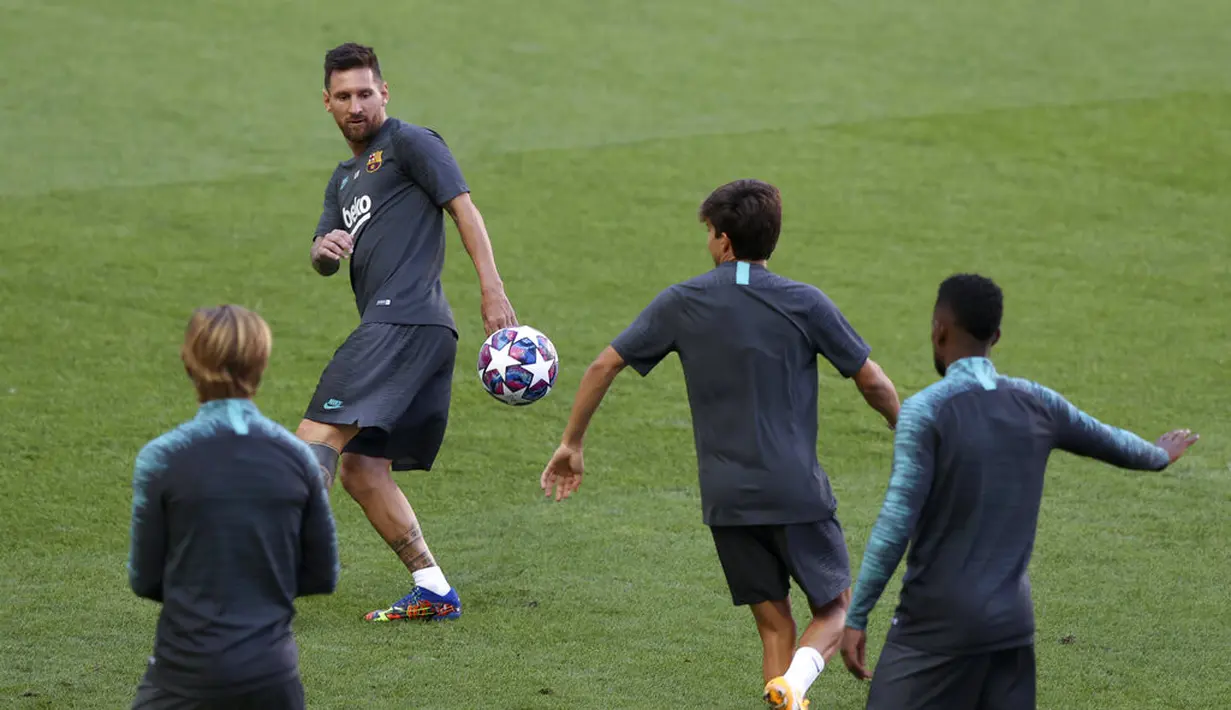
[
  {"left": 128, "top": 305, "right": 338, "bottom": 710},
  {"left": 297, "top": 43, "right": 518, "bottom": 622},
  {"left": 540, "top": 179, "right": 902, "bottom": 709},
  {"left": 840, "top": 273, "right": 1200, "bottom": 710}
]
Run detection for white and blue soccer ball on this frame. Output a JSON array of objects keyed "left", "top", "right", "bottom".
[{"left": 477, "top": 325, "right": 559, "bottom": 406}]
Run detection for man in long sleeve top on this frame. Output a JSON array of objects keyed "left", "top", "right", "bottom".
[
  {"left": 840, "top": 274, "right": 1199, "bottom": 709},
  {"left": 128, "top": 305, "right": 339, "bottom": 710}
]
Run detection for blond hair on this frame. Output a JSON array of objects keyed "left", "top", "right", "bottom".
[{"left": 181, "top": 305, "right": 273, "bottom": 402}]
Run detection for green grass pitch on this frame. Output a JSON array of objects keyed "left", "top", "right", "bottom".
[{"left": 1, "top": 1, "right": 1228, "bottom": 708}]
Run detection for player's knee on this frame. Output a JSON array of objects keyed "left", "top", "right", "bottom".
[
  {"left": 295, "top": 419, "right": 354, "bottom": 450},
  {"left": 811, "top": 587, "right": 851, "bottom": 620},
  {"left": 339, "top": 456, "right": 391, "bottom": 498},
  {"left": 751, "top": 600, "right": 797, "bottom": 636}
]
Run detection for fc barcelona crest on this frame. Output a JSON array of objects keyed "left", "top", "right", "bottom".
[{"left": 366, "top": 150, "right": 383, "bottom": 173}]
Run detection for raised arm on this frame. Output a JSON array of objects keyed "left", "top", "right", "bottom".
[
  {"left": 1021, "top": 381, "right": 1195, "bottom": 470},
  {"left": 127, "top": 445, "right": 167, "bottom": 602}
]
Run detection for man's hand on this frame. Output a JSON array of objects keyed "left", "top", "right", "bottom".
[
  {"left": 481, "top": 287, "right": 518, "bottom": 335},
  {"left": 840, "top": 627, "right": 872, "bottom": 680},
  {"left": 1157, "top": 429, "right": 1199, "bottom": 463},
  {"left": 311, "top": 230, "right": 354, "bottom": 276},
  {"left": 541, "top": 443, "right": 584, "bottom": 502}
]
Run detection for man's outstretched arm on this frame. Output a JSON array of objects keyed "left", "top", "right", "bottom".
[
  {"left": 540, "top": 347, "right": 627, "bottom": 501},
  {"left": 1017, "top": 380, "right": 1197, "bottom": 470}
]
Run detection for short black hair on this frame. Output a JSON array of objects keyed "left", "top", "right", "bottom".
[
  {"left": 936, "top": 273, "right": 1003, "bottom": 342},
  {"left": 698, "top": 179, "right": 782, "bottom": 261},
  {"left": 324, "top": 43, "right": 382, "bottom": 89}
]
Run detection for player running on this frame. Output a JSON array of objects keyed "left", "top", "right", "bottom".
[
  {"left": 297, "top": 43, "right": 517, "bottom": 622},
  {"left": 540, "top": 179, "right": 902, "bottom": 709},
  {"left": 840, "top": 273, "right": 1200, "bottom": 710},
  {"left": 129, "top": 305, "right": 338, "bottom": 710}
]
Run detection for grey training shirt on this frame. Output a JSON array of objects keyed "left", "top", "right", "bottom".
[
  {"left": 314, "top": 117, "right": 470, "bottom": 332},
  {"left": 611, "top": 260, "right": 872, "bottom": 527}
]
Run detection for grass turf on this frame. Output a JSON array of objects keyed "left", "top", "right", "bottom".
[{"left": 1, "top": 1, "right": 1228, "bottom": 707}]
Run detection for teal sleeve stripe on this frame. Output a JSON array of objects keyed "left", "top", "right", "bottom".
[
  {"left": 126, "top": 443, "right": 163, "bottom": 586},
  {"left": 1010, "top": 378, "right": 1171, "bottom": 470},
  {"left": 126, "top": 418, "right": 215, "bottom": 587},
  {"left": 848, "top": 395, "right": 937, "bottom": 630}
]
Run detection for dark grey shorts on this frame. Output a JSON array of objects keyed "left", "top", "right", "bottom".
[
  {"left": 866, "top": 641, "right": 1036, "bottom": 710},
  {"left": 132, "top": 675, "right": 305, "bottom": 710},
  {"left": 709, "top": 517, "right": 851, "bottom": 607},
  {"left": 305, "top": 323, "right": 457, "bottom": 471}
]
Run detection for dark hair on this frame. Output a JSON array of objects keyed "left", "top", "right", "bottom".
[
  {"left": 698, "top": 179, "right": 782, "bottom": 261},
  {"left": 936, "top": 273, "right": 1003, "bottom": 342},
  {"left": 324, "top": 43, "right": 382, "bottom": 89}
]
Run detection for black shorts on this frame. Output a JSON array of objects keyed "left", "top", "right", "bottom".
[
  {"left": 866, "top": 641, "right": 1036, "bottom": 710},
  {"left": 132, "top": 675, "right": 305, "bottom": 710},
  {"left": 305, "top": 323, "right": 457, "bottom": 471},
  {"left": 709, "top": 517, "right": 851, "bottom": 607}
]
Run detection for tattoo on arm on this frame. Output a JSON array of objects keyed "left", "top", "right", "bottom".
[{"left": 390, "top": 525, "right": 436, "bottom": 571}]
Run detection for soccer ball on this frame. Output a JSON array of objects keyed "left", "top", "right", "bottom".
[{"left": 476, "top": 325, "right": 559, "bottom": 406}]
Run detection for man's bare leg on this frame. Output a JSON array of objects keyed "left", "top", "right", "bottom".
[
  {"left": 338, "top": 452, "right": 458, "bottom": 620},
  {"left": 751, "top": 598, "right": 798, "bottom": 683},
  {"left": 765, "top": 589, "right": 851, "bottom": 708}
]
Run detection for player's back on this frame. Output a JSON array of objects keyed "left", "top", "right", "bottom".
[
  {"left": 890, "top": 366, "right": 1054, "bottom": 653},
  {"left": 613, "top": 261, "right": 871, "bottom": 527},
  {"left": 137, "top": 401, "right": 327, "bottom": 696},
  {"left": 889, "top": 358, "right": 1170, "bottom": 654}
]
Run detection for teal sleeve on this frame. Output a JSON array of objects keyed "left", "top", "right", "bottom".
[
  {"left": 127, "top": 442, "right": 167, "bottom": 601},
  {"left": 1009, "top": 379, "right": 1171, "bottom": 470},
  {"left": 847, "top": 399, "right": 935, "bottom": 630}
]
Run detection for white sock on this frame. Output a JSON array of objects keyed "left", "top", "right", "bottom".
[
  {"left": 411, "top": 566, "right": 451, "bottom": 596},
  {"left": 782, "top": 646, "right": 825, "bottom": 697}
]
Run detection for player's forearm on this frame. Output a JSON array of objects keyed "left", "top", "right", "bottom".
[
  {"left": 561, "top": 348, "right": 626, "bottom": 447},
  {"left": 127, "top": 457, "right": 165, "bottom": 601},
  {"left": 849, "top": 414, "right": 931, "bottom": 629},
  {"left": 127, "top": 520, "right": 164, "bottom": 601},
  {"left": 451, "top": 198, "right": 505, "bottom": 293},
  {"left": 847, "top": 502, "right": 913, "bottom": 630},
  {"left": 855, "top": 360, "right": 901, "bottom": 428}
]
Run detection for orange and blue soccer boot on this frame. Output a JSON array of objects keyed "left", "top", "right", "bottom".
[
  {"left": 764, "top": 676, "right": 809, "bottom": 710},
  {"left": 364, "top": 587, "right": 462, "bottom": 622}
]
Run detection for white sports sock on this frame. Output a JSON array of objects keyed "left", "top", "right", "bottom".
[
  {"left": 783, "top": 646, "right": 825, "bottom": 698},
  {"left": 411, "top": 566, "right": 451, "bottom": 596}
]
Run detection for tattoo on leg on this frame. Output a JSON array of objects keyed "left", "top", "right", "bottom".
[
  {"left": 390, "top": 526, "right": 435, "bottom": 571},
  {"left": 307, "top": 442, "right": 340, "bottom": 490}
]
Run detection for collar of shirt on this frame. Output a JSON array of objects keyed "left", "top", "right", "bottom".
[
  {"left": 196, "top": 398, "right": 259, "bottom": 418},
  {"left": 945, "top": 356, "right": 999, "bottom": 389}
]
